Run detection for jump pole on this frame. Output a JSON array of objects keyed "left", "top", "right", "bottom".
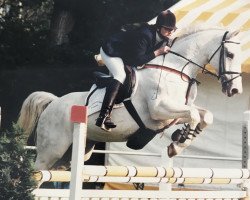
[
  {"left": 69, "top": 105, "right": 87, "bottom": 200},
  {"left": 160, "top": 147, "right": 172, "bottom": 191},
  {"left": 242, "top": 110, "right": 250, "bottom": 200}
]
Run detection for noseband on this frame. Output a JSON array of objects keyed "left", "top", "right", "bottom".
[{"left": 169, "top": 31, "right": 242, "bottom": 85}]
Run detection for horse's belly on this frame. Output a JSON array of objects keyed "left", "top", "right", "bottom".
[
  {"left": 87, "top": 125, "right": 137, "bottom": 142},
  {"left": 87, "top": 110, "right": 139, "bottom": 142}
]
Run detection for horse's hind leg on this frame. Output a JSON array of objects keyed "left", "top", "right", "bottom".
[
  {"left": 35, "top": 139, "right": 97, "bottom": 170},
  {"left": 35, "top": 148, "right": 63, "bottom": 170},
  {"left": 84, "top": 139, "right": 96, "bottom": 161},
  {"left": 34, "top": 129, "right": 73, "bottom": 170}
]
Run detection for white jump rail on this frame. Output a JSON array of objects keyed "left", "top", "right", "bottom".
[
  {"left": 68, "top": 105, "right": 87, "bottom": 200},
  {"left": 33, "top": 189, "right": 247, "bottom": 199},
  {"left": 31, "top": 107, "right": 250, "bottom": 200},
  {"left": 25, "top": 147, "right": 242, "bottom": 161},
  {"left": 243, "top": 110, "right": 250, "bottom": 200}
]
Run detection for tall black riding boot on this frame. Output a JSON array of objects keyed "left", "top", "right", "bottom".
[{"left": 96, "top": 79, "right": 122, "bottom": 131}]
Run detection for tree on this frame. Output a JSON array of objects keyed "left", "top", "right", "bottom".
[
  {"left": 0, "top": 0, "right": 53, "bottom": 67},
  {"left": 0, "top": 0, "right": 178, "bottom": 67}
]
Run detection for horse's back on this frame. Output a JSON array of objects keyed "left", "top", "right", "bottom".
[
  {"left": 37, "top": 92, "right": 88, "bottom": 141},
  {"left": 44, "top": 91, "right": 88, "bottom": 112}
]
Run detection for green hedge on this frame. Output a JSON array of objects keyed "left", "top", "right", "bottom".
[{"left": 0, "top": 125, "right": 36, "bottom": 200}]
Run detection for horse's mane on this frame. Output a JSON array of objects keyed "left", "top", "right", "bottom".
[{"left": 173, "top": 23, "right": 225, "bottom": 40}]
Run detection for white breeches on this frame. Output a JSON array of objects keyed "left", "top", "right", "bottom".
[{"left": 100, "top": 48, "right": 126, "bottom": 84}]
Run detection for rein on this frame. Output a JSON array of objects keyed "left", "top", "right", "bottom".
[
  {"left": 168, "top": 31, "right": 242, "bottom": 85},
  {"left": 168, "top": 50, "right": 217, "bottom": 78},
  {"left": 144, "top": 64, "right": 190, "bottom": 81}
]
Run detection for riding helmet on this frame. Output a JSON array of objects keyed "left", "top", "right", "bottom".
[{"left": 156, "top": 10, "right": 177, "bottom": 29}]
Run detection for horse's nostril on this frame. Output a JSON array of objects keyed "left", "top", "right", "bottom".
[{"left": 232, "top": 88, "right": 239, "bottom": 95}]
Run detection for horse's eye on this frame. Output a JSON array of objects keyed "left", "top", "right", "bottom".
[{"left": 226, "top": 52, "right": 234, "bottom": 59}]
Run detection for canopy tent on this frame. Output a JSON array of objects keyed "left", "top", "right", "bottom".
[
  {"left": 149, "top": 0, "right": 250, "bottom": 72},
  {"left": 105, "top": 0, "right": 250, "bottom": 191}
]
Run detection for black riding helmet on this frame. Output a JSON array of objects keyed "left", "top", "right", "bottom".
[{"left": 156, "top": 10, "right": 177, "bottom": 30}]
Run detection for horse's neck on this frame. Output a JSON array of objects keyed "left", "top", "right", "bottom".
[{"left": 150, "top": 31, "right": 219, "bottom": 79}]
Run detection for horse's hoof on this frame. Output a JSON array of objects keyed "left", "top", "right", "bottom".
[
  {"left": 171, "top": 129, "right": 182, "bottom": 141},
  {"left": 167, "top": 143, "right": 177, "bottom": 158},
  {"left": 179, "top": 139, "right": 192, "bottom": 147}
]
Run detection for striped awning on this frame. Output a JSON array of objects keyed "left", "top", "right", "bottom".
[{"left": 150, "top": 0, "right": 250, "bottom": 73}]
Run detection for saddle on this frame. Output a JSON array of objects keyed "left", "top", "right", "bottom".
[
  {"left": 86, "top": 66, "right": 159, "bottom": 150},
  {"left": 93, "top": 65, "right": 136, "bottom": 103}
]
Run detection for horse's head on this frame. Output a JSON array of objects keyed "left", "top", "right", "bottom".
[{"left": 208, "top": 30, "right": 243, "bottom": 97}]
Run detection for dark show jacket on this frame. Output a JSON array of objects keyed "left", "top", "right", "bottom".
[{"left": 102, "top": 24, "right": 169, "bottom": 66}]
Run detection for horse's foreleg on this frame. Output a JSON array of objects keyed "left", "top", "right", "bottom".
[
  {"left": 195, "top": 106, "right": 213, "bottom": 130},
  {"left": 168, "top": 106, "right": 213, "bottom": 157},
  {"left": 148, "top": 100, "right": 201, "bottom": 157},
  {"left": 174, "top": 106, "right": 213, "bottom": 138},
  {"left": 149, "top": 101, "right": 201, "bottom": 131},
  {"left": 189, "top": 106, "right": 213, "bottom": 142}
]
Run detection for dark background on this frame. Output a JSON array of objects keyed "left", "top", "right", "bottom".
[{"left": 0, "top": 0, "right": 178, "bottom": 131}]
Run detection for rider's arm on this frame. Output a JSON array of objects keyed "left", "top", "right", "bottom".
[
  {"left": 154, "top": 46, "right": 171, "bottom": 57},
  {"left": 130, "top": 34, "right": 170, "bottom": 66},
  {"left": 130, "top": 36, "right": 155, "bottom": 66}
]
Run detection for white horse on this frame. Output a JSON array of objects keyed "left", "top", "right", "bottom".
[{"left": 18, "top": 25, "right": 243, "bottom": 170}]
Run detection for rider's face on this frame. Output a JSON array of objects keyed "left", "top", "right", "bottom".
[{"left": 160, "top": 26, "right": 176, "bottom": 38}]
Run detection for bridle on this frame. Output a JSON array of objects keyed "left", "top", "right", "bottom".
[{"left": 168, "top": 31, "right": 242, "bottom": 86}]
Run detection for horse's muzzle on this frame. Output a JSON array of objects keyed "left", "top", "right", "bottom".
[
  {"left": 221, "top": 75, "right": 242, "bottom": 97},
  {"left": 231, "top": 88, "right": 239, "bottom": 96},
  {"left": 223, "top": 86, "right": 241, "bottom": 97}
]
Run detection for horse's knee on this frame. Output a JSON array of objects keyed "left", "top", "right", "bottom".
[
  {"left": 189, "top": 108, "right": 200, "bottom": 125},
  {"left": 203, "top": 110, "right": 213, "bottom": 126}
]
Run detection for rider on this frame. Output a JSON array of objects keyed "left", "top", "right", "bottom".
[{"left": 96, "top": 10, "right": 177, "bottom": 131}]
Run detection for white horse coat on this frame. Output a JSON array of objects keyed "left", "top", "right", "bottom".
[{"left": 18, "top": 25, "right": 243, "bottom": 170}]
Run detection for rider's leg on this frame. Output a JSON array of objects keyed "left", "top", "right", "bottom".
[
  {"left": 96, "top": 48, "right": 126, "bottom": 131},
  {"left": 96, "top": 79, "right": 122, "bottom": 130}
]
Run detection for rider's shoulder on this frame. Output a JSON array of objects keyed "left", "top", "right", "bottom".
[
  {"left": 138, "top": 24, "right": 157, "bottom": 39},
  {"left": 121, "top": 22, "right": 148, "bottom": 32},
  {"left": 139, "top": 24, "right": 156, "bottom": 33}
]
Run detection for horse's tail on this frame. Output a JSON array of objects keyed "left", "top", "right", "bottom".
[{"left": 18, "top": 91, "right": 58, "bottom": 138}]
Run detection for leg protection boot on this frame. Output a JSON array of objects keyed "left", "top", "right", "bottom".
[{"left": 96, "top": 79, "right": 122, "bottom": 131}]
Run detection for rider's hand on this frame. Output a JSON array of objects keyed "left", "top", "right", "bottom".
[{"left": 154, "top": 46, "right": 171, "bottom": 57}]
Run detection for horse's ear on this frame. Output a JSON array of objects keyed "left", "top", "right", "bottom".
[{"left": 227, "top": 30, "right": 240, "bottom": 39}]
